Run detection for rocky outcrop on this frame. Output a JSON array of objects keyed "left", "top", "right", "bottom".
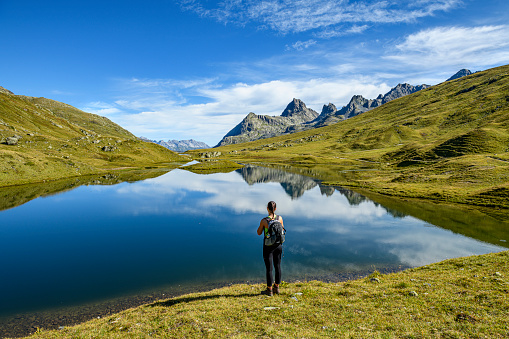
[
  {"left": 447, "top": 69, "right": 473, "bottom": 81},
  {"left": 216, "top": 99, "right": 318, "bottom": 147},
  {"left": 0, "top": 86, "right": 14, "bottom": 95},
  {"left": 5, "top": 136, "right": 21, "bottom": 145},
  {"left": 101, "top": 145, "right": 117, "bottom": 152},
  {"left": 198, "top": 151, "right": 221, "bottom": 158},
  {"left": 140, "top": 138, "right": 210, "bottom": 152}
]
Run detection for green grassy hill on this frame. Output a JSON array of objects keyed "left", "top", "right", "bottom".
[
  {"left": 192, "top": 64, "right": 509, "bottom": 208},
  {"left": 0, "top": 90, "right": 187, "bottom": 187}
]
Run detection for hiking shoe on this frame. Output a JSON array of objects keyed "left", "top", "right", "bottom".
[
  {"left": 261, "top": 288, "right": 273, "bottom": 296},
  {"left": 273, "top": 285, "right": 280, "bottom": 294}
]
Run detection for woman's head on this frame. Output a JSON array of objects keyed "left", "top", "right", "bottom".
[{"left": 267, "top": 201, "right": 276, "bottom": 214}]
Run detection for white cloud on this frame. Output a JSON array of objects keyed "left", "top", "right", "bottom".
[
  {"left": 180, "top": 0, "right": 461, "bottom": 35},
  {"left": 86, "top": 77, "right": 391, "bottom": 145},
  {"left": 386, "top": 25, "right": 509, "bottom": 69}
]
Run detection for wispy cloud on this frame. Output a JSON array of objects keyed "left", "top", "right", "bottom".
[
  {"left": 180, "top": 0, "right": 461, "bottom": 35},
  {"left": 386, "top": 25, "right": 509, "bottom": 69},
  {"left": 82, "top": 101, "right": 122, "bottom": 115},
  {"left": 286, "top": 39, "right": 317, "bottom": 51},
  {"left": 315, "top": 24, "right": 370, "bottom": 38}
]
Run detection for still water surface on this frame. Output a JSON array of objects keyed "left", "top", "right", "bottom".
[{"left": 0, "top": 165, "right": 506, "bottom": 320}]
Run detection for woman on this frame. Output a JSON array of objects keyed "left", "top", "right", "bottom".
[{"left": 257, "top": 201, "right": 284, "bottom": 296}]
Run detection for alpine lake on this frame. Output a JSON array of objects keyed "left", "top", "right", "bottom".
[{"left": 1, "top": 164, "right": 508, "bottom": 337}]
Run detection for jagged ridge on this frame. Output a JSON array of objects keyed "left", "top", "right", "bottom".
[{"left": 216, "top": 83, "right": 430, "bottom": 147}]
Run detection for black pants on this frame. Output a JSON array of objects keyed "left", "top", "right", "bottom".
[{"left": 263, "top": 244, "right": 282, "bottom": 287}]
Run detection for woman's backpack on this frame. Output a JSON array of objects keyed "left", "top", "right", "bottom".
[{"left": 264, "top": 216, "right": 286, "bottom": 246}]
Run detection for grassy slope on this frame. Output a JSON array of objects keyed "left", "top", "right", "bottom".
[
  {"left": 0, "top": 92, "right": 188, "bottom": 187},
  {"left": 191, "top": 64, "right": 509, "bottom": 208},
  {"left": 25, "top": 251, "right": 509, "bottom": 338}
]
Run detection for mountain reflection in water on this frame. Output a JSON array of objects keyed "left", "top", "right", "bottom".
[{"left": 237, "top": 165, "right": 407, "bottom": 217}]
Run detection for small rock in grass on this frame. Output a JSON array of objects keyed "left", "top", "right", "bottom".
[
  {"left": 370, "top": 278, "right": 381, "bottom": 283},
  {"left": 6, "top": 137, "right": 19, "bottom": 145},
  {"left": 455, "top": 313, "right": 478, "bottom": 323},
  {"left": 409, "top": 291, "right": 418, "bottom": 297}
]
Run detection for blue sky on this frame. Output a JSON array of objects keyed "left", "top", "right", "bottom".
[{"left": 1, "top": 0, "right": 508, "bottom": 145}]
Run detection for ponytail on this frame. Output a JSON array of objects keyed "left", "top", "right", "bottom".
[{"left": 267, "top": 201, "right": 276, "bottom": 214}]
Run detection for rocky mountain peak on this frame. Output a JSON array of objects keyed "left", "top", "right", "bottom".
[
  {"left": 382, "top": 83, "right": 429, "bottom": 103},
  {"left": 447, "top": 69, "right": 473, "bottom": 81},
  {"left": 281, "top": 98, "right": 308, "bottom": 117},
  {"left": 349, "top": 95, "right": 367, "bottom": 104},
  {"left": 321, "top": 103, "right": 337, "bottom": 116}
]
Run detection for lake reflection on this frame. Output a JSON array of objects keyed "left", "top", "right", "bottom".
[{"left": 0, "top": 165, "right": 506, "bottom": 320}]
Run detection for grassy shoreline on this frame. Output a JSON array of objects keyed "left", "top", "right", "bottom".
[
  {"left": 0, "top": 266, "right": 409, "bottom": 339},
  {"left": 16, "top": 250, "right": 509, "bottom": 338}
]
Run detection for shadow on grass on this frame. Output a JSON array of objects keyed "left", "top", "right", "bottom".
[{"left": 150, "top": 293, "right": 258, "bottom": 308}]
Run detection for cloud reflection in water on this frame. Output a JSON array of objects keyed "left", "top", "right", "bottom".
[{"left": 108, "top": 167, "right": 504, "bottom": 271}]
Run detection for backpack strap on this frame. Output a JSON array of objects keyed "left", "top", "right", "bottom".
[{"left": 264, "top": 215, "right": 278, "bottom": 238}]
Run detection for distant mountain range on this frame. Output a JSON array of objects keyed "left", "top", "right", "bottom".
[
  {"left": 140, "top": 137, "right": 210, "bottom": 152},
  {"left": 215, "top": 69, "right": 473, "bottom": 147}
]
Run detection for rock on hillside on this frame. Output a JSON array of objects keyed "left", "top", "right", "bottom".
[
  {"left": 141, "top": 138, "right": 210, "bottom": 152},
  {"left": 216, "top": 99, "right": 318, "bottom": 147}
]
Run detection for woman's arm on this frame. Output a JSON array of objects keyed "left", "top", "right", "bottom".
[
  {"left": 279, "top": 216, "right": 284, "bottom": 227},
  {"left": 257, "top": 218, "right": 267, "bottom": 235}
]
